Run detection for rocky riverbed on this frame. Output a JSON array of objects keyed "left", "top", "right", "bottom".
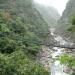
[
  {"left": 36, "top": 28, "right": 75, "bottom": 75},
  {"left": 36, "top": 45, "right": 53, "bottom": 70}
]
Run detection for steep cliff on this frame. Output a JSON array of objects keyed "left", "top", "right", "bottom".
[{"left": 56, "top": 0, "right": 75, "bottom": 42}]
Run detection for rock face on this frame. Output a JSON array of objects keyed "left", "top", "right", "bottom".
[
  {"left": 56, "top": 0, "right": 75, "bottom": 43},
  {"left": 33, "top": 2, "right": 60, "bottom": 27}
]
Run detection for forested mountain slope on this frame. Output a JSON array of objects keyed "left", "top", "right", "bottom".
[
  {"left": 1, "top": 0, "right": 50, "bottom": 38},
  {"left": 56, "top": 0, "right": 75, "bottom": 42},
  {"left": 33, "top": 2, "right": 60, "bottom": 27},
  {"left": 0, "top": 0, "right": 53, "bottom": 75}
]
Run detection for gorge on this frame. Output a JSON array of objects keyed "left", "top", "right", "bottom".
[{"left": 0, "top": 0, "right": 75, "bottom": 75}]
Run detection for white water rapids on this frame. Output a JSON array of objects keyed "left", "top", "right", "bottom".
[{"left": 50, "top": 28, "right": 71, "bottom": 75}]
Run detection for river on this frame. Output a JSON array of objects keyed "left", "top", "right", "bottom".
[
  {"left": 50, "top": 28, "right": 71, "bottom": 75},
  {"left": 36, "top": 28, "right": 73, "bottom": 75}
]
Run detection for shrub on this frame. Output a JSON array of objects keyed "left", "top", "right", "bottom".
[{"left": 0, "top": 51, "right": 50, "bottom": 75}]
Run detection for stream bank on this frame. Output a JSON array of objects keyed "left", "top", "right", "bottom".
[{"left": 37, "top": 28, "right": 74, "bottom": 75}]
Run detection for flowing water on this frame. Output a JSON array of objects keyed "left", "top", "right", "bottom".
[{"left": 50, "top": 28, "right": 70, "bottom": 75}]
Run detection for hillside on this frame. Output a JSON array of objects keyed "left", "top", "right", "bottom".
[
  {"left": 33, "top": 2, "right": 60, "bottom": 27},
  {"left": 0, "top": 0, "right": 54, "bottom": 75}
]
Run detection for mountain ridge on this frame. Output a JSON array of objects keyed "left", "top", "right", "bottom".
[
  {"left": 33, "top": 2, "right": 60, "bottom": 27},
  {"left": 56, "top": 0, "right": 75, "bottom": 42}
]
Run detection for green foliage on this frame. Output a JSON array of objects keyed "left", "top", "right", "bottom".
[
  {"left": 0, "top": 13, "right": 49, "bottom": 74},
  {"left": 0, "top": 51, "right": 49, "bottom": 75},
  {"left": 0, "top": 37, "right": 17, "bottom": 54},
  {"left": 10, "top": 17, "right": 27, "bottom": 34},
  {"left": 59, "top": 54, "right": 75, "bottom": 67},
  {"left": 68, "top": 16, "right": 75, "bottom": 32},
  {"left": 0, "top": 0, "right": 50, "bottom": 74},
  {"left": 4, "top": 0, "right": 49, "bottom": 38},
  {"left": 0, "top": 0, "right": 8, "bottom": 3},
  {"left": 71, "top": 17, "right": 75, "bottom": 25},
  {"left": 72, "top": 72, "right": 75, "bottom": 75},
  {"left": 68, "top": 26, "right": 75, "bottom": 32},
  {"left": 0, "top": 12, "right": 41, "bottom": 55}
]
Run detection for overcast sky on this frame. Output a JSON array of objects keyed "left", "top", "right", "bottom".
[{"left": 34, "top": 0, "right": 69, "bottom": 15}]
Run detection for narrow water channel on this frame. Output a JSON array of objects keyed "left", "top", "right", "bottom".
[{"left": 50, "top": 28, "right": 70, "bottom": 75}]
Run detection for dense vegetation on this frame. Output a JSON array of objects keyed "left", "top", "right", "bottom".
[
  {"left": 0, "top": 0, "right": 50, "bottom": 75},
  {"left": 59, "top": 54, "right": 75, "bottom": 75},
  {"left": 59, "top": 54, "right": 75, "bottom": 67},
  {"left": 68, "top": 16, "right": 75, "bottom": 32}
]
